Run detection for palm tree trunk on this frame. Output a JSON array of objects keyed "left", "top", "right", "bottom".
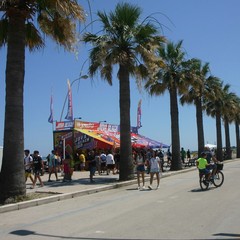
[
  {"left": 0, "top": 11, "right": 26, "bottom": 203},
  {"left": 224, "top": 117, "right": 231, "bottom": 159},
  {"left": 118, "top": 65, "right": 134, "bottom": 181},
  {"left": 195, "top": 98, "right": 205, "bottom": 157},
  {"left": 216, "top": 111, "right": 223, "bottom": 161},
  {"left": 235, "top": 121, "right": 240, "bottom": 158},
  {"left": 169, "top": 86, "right": 182, "bottom": 170}
]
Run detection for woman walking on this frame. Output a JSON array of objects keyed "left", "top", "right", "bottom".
[
  {"left": 134, "top": 150, "right": 146, "bottom": 190},
  {"left": 148, "top": 151, "right": 161, "bottom": 190}
]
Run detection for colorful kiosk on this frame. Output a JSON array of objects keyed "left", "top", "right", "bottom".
[{"left": 53, "top": 119, "right": 169, "bottom": 161}]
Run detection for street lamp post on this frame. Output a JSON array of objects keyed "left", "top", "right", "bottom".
[
  {"left": 60, "top": 75, "right": 88, "bottom": 121},
  {"left": 99, "top": 120, "right": 107, "bottom": 123}
]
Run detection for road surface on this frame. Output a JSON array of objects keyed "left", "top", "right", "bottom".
[{"left": 0, "top": 160, "right": 239, "bottom": 240}]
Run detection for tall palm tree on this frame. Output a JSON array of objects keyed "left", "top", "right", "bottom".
[
  {"left": 180, "top": 58, "right": 211, "bottom": 157},
  {"left": 0, "top": 0, "right": 85, "bottom": 203},
  {"left": 229, "top": 95, "right": 240, "bottom": 158},
  {"left": 221, "top": 88, "right": 237, "bottom": 160},
  {"left": 145, "top": 41, "right": 186, "bottom": 171},
  {"left": 83, "top": 2, "right": 165, "bottom": 180},
  {"left": 204, "top": 77, "right": 224, "bottom": 161}
]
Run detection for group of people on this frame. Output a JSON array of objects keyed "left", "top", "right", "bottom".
[
  {"left": 24, "top": 149, "right": 63, "bottom": 188},
  {"left": 80, "top": 148, "right": 163, "bottom": 187},
  {"left": 24, "top": 149, "right": 44, "bottom": 189},
  {"left": 25, "top": 146, "right": 208, "bottom": 189},
  {"left": 133, "top": 148, "right": 162, "bottom": 190},
  {"left": 180, "top": 147, "right": 191, "bottom": 164},
  {"left": 83, "top": 149, "right": 120, "bottom": 183}
]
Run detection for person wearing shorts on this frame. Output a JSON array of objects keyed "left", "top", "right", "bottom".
[
  {"left": 106, "top": 151, "right": 115, "bottom": 175},
  {"left": 24, "top": 149, "right": 34, "bottom": 184},
  {"left": 196, "top": 152, "right": 211, "bottom": 181},
  {"left": 48, "top": 150, "right": 59, "bottom": 182},
  {"left": 32, "top": 150, "right": 44, "bottom": 188},
  {"left": 135, "top": 150, "right": 146, "bottom": 190},
  {"left": 148, "top": 151, "right": 161, "bottom": 190}
]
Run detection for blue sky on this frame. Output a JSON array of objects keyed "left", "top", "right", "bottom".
[{"left": 1, "top": 0, "right": 240, "bottom": 156}]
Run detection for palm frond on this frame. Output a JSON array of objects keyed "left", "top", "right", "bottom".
[{"left": 25, "top": 22, "right": 44, "bottom": 51}]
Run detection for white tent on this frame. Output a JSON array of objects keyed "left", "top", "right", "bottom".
[{"left": 205, "top": 143, "right": 217, "bottom": 149}]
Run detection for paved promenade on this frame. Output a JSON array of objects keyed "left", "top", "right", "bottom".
[{"left": 0, "top": 166, "right": 197, "bottom": 213}]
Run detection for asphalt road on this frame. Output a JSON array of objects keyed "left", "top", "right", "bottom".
[{"left": 0, "top": 160, "right": 240, "bottom": 240}]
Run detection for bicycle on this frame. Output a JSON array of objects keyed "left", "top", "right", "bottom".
[{"left": 199, "top": 162, "right": 224, "bottom": 190}]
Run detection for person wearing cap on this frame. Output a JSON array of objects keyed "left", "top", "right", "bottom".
[{"left": 204, "top": 147, "right": 218, "bottom": 177}]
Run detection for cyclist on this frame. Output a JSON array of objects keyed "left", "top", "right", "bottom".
[
  {"left": 196, "top": 152, "right": 211, "bottom": 182},
  {"left": 204, "top": 147, "right": 218, "bottom": 177}
]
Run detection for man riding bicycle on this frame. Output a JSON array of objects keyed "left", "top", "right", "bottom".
[
  {"left": 204, "top": 147, "right": 218, "bottom": 177},
  {"left": 196, "top": 152, "right": 211, "bottom": 181}
]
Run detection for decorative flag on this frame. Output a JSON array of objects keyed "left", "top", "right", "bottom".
[
  {"left": 137, "top": 99, "right": 142, "bottom": 129},
  {"left": 48, "top": 94, "right": 53, "bottom": 123},
  {"left": 65, "top": 79, "right": 73, "bottom": 121}
]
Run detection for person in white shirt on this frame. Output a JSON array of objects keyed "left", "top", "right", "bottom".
[
  {"left": 24, "top": 149, "right": 34, "bottom": 184},
  {"left": 106, "top": 151, "right": 115, "bottom": 175},
  {"left": 134, "top": 150, "right": 146, "bottom": 190},
  {"left": 148, "top": 150, "right": 161, "bottom": 190}
]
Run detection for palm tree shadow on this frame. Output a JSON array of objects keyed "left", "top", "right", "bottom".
[
  {"left": 213, "top": 233, "right": 240, "bottom": 238},
  {"left": 126, "top": 187, "right": 151, "bottom": 191},
  {"left": 45, "top": 177, "right": 118, "bottom": 189},
  {"left": 9, "top": 229, "right": 163, "bottom": 240}
]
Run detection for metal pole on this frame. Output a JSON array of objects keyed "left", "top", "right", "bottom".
[{"left": 63, "top": 138, "right": 66, "bottom": 159}]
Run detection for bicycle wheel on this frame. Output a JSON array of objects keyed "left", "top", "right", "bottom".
[
  {"left": 213, "top": 171, "right": 224, "bottom": 187},
  {"left": 199, "top": 175, "right": 209, "bottom": 190}
]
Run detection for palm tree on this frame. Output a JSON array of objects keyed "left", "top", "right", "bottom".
[
  {"left": 145, "top": 41, "right": 186, "bottom": 171},
  {"left": 180, "top": 58, "right": 210, "bottom": 157},
  {"left": 0, "top": 0, "right": 85, "bottom": 203},
  {"left": 83, "top": 2, "right": 165, "bottom": 180},
  {"left": 228, "top": 94, "right": 240, "bottom": 158},
  {"left": 221, "top": 88, "right": 237, "bottom": 160},
  {"left": 204, "top": 77, "right": 224, "bottom": 161}
]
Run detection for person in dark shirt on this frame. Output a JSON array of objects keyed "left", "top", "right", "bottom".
[
  {"left": 32, "top": 150, "right": 44, "bottom": 188},
  {"left": 88, "top": 150, "right": 96, "bottom": 183},
  {"left": 204, "top": 147, "right": 218, "bottom": 177}
]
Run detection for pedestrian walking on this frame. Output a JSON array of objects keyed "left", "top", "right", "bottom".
[
  {"left": 134, "top": 150, "right": 146, "bottom": 190},
  {"left": 181, "top": 147, "right": 186, "bottom": 164},
  {"left": 88, "top": 150, "right": 96, "bottom": 183},
  {"left": 106, "top": 151, "right": 115, "bottom": 175},
  {"left": 32, "top": 150, "right": 44, "bottom": 188},
  {"left": 24, "top": 149, "right": 34, "bottom": 184},
  {"left": 48, "top": 150, "right": 59, "bottom": 182},
  {"left": 148, "top": 151, "right": 161, "bottom": 190},
  {"left": 187, "top": 149, "right": 191, "bottom": 161}
]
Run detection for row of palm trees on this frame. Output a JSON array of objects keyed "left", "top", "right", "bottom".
[
  {"left": 146, "top": 42, "right": 240, "bottom": 169},
  {"left": 0, "top": 1, "right": 239, "bottom": 203},
  {"left": 83, "top": 4, "right": 240, "bottom": 177}
]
